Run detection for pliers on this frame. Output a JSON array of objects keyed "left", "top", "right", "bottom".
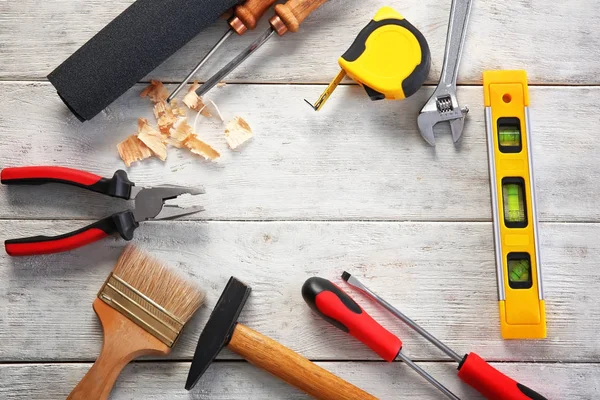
[{"left": 2, "top": 166, "right": 205, "bottom": 256}]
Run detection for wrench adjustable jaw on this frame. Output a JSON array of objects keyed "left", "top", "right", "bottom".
[
  {"left": 418, "top": 87, "right": 469, "bottom": 146},
  {"left": 417, "top": 0, "right": 473, "bottom": 146}
]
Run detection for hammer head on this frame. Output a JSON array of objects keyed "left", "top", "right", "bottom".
[{"left": 185, "top": 276, "right": 252, "bottom": 390}]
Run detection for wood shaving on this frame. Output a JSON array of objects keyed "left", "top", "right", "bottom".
[
  {"left": 225, "top": 117, "right": 253, "bottom": 149},
  {"left": 170, "top": 99, "right": 187, "bottom": 116},
  {"left": 136, "top": 118, "right": 167, "bottom": 161},
  {"left": 117, "top": 135, "right": 152, "bottom": 167},
  {"left": 168, "top": 118, "right": 194, "bottom": 148},
  {"left": 184, "top": 135, "right": 220, "bottom": 161},
  {"left": 217, "top": 82, "right": 227, "bottom": 88},
  {"left": 154, "top": 101, "right": 178, "bottom": 134},
  {"left": 140, "top": 80, "right": 169, "bottom": 103},
  {"left": 183, "top": 81, "right": 212, "bottom": 117}
]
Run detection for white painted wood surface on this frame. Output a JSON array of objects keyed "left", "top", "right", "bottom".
[{"left": 1, "top": 0, "right": 599, "bottom": 399}]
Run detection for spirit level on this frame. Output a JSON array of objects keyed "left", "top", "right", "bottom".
[{"left": 483, "top": 70, "right": 546, "bottom": 339}]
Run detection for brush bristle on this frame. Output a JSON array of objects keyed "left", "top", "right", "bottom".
[{"left": 112, "top": 245, "right": 204, "bottom": 323}]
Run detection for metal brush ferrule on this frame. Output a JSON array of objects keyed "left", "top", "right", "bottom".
[{"left": 98, "top": 273, "right": 185, "bottom": 347}]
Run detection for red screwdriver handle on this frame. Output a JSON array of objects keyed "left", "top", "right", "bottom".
[
  {"left": 302, "top": 277, "right": 402, "bottom": 362},
  {"left": 458, "top": 353, "right": 547, "bottom": 400}
]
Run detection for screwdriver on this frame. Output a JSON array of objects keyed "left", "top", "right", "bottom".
[
  {"left": 194, "top": 0, "right": 331, "bottom": 98},
  {"left": 305, "top": 6, "right": 431, "bottom": 111},
  {"left": 302, "top": 277, "right": 460, "bottom": 400},
  {"left": 342, "top": 272, "right": 548, "bottom": 400},
  {"left": 167, "top": 0, "right": 278, "bottom": 102}
]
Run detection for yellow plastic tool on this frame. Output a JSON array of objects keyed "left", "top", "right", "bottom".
[
  {"left": 483, "top": 70, "right": 546, "bottom": 339},
  {"left": 305, "top": 7, "right": 430, "bottom": 111}
]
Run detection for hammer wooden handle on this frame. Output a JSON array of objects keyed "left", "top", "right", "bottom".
[
  {"left": 228, "top": 324, "right": 377, "bottom": 400},
  {"left": 67, "top": 299, "right": 170, "bottom": 400},
  {"left": 230, "top": 0, "right": 278, "bottom": 33},
  {"left": 270, "top": 0, "right": 329, "bottom": 34}
]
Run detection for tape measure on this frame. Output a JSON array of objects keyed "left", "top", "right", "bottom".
[
  {"left": 305, "top": 7, "right": 430, "bottom": 111},
  {"left": 483, "top": 70, "right": 546, "bottom": 339}
]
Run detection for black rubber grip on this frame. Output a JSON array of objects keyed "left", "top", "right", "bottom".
[{"left": 47, "top": 0, "right": 241, "bottom": 121}]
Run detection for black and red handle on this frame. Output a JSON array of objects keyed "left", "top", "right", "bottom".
[
  {"left": 302, "top": 277, "right": 402, "bottom": 361},
  {"left": 458, "top": 352, "right": 547, "bottom": 400},
  {"left": 1, "top": 166, "right": 135, "bottom": 199},
  {"left": 5, "top": 211, "right": 138, "bottom": 256}
]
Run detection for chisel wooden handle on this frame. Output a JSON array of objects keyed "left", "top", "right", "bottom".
[
  {"left": 67, "top": 299, "right": 170, "bottom": 400},
  {"left": 228, "top": 323, "right": 377, "bottom": 400},
  {"left": 230, "top": 0, "right": 278, "bottom": 34},
  {"left": 270, "top": 0, "right": 330, "bottom": 35}
]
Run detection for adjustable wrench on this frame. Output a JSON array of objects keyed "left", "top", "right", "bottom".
[{"left": 417, "top": 0, "right": 473, "bottom": 146}]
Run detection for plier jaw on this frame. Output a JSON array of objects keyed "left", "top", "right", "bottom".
[{"left": 1, "top": 166, "right": 205, "bottom": 256}]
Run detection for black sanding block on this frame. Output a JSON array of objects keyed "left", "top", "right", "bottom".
[{"left": 47, "top": 0, "right": 240, "bottom": 121}]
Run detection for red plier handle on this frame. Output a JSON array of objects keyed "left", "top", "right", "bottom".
[
  {"left": 2, "top": 166, "right": 139, "bottom": 256},
  {"left": 1, "top": 166, "right": 135, "bottom": 199}
]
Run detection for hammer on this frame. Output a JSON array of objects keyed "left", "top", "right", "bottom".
[{"left": 186, "top": 277, "right": 377, "bottom": 400}]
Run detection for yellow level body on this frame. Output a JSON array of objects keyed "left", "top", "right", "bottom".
[{"left": 483, "top": 70, "right": 546, "bottom": 339}]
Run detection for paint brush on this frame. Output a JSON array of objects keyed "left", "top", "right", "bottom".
[{"left": 67, "top": 245, "right": 204, "bottom": 400}]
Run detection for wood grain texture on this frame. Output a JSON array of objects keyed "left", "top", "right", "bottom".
[
  {"left": 228, "top": 324, "right": 377, "bottom": 400},
  {"left": 1, "top": 220, "right": 599, "bottom": 362},
  {"left": 0, "top": 361, "right": 596, "bottom": 399},
  {"left": 0, "top": 83, "right": 598, "bottom": 222},
  {"left": 67, "top": 299, "right": 171, "bottom": 400},
  {"left": 1, "top": 0, "right": 599, "bottom": 84}
]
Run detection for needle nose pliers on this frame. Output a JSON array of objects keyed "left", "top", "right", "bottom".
[{"left": 1, "top": 166, "right": 205, "bottom": 256}]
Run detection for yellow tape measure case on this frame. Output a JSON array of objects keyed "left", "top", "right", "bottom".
[{"left": 339, "top": 7, "right": 430, "bottom": 101}]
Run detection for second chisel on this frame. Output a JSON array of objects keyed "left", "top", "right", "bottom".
[
  {"left": 167, "top": 0, "right": 278, "bottom": 101},
  {"left": 194, "top": 0, "right": 332, "bottom": 97}
]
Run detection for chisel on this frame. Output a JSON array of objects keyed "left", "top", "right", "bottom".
[
  {"left": 167, "top": 0, "right": 278, "bottom": 102},
  {"left": 342, "top": 272, "right": 548, "bottom": 400},
  {"left": 302, "top": 277, "right": 460, "bottom": 400},
  {"left": 194, "top": 0, "right": 331, "bottom": 97}
]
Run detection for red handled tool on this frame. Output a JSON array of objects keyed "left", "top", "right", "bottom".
[
  {"left": 2, "top": 166, "right": 204, "bottom": 256},
  {"left": 302, "top": 277, "right": 459, "bottom": 400},
  {"left": 342, "top": 272, "right": 548, "bottom": 400}
]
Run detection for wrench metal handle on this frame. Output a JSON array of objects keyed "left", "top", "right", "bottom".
[{"left": 439, "top": 0, "right": 473, "bottom": 87}]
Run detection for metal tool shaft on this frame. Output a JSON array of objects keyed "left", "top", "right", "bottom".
[
  {"left": 344, "top": 273, "right": 462, "bottom": 363},
  {"left": 167, "top": 29, "right": 235, "bottom": 102},
  {"left": 439, "top": 0, "right": 473, "bottom": 87},
  {"left": 397, "top": 352, "right": 459, "bottom": 400},
  {"left": 195, "top": 27, "right": 276, "bottom": 97}
]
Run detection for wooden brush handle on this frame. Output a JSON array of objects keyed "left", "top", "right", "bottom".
[
  {"left": 228, "top": 324, "right": 377, "bottom": 400},
  {"left": 270, "top": 0, "right": 329, "bottom": 34},
  {"left": 67, "top": 299, "right": 171, "bottom": 400}
]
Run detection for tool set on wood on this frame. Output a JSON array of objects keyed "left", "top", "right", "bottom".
[{"left": 4, "top": 0, "right": 551, "bottom": 398}]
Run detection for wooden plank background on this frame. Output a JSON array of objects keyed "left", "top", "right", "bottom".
[{"left": 1, "top": 0, "right": 599, "bottom": 398}]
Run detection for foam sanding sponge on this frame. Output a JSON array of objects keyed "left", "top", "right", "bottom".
[{"left": 47, "top": 0, "right": 239, "bottom": 121}]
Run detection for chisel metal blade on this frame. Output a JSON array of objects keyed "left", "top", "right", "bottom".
[{"left": 195, "top": 27, "right": 276, "bottom": 97}]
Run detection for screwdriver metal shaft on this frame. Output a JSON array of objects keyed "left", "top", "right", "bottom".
[
  {"left": 342, "top": 272, "right": 463, "bottom": 363},
  {"left": 397, "top": 352, "right": 459, "bottom": 400}
]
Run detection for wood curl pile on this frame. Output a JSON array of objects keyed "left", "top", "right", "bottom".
[{"left": 117, "top": 80, "right": 253, "bottom": 167}]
